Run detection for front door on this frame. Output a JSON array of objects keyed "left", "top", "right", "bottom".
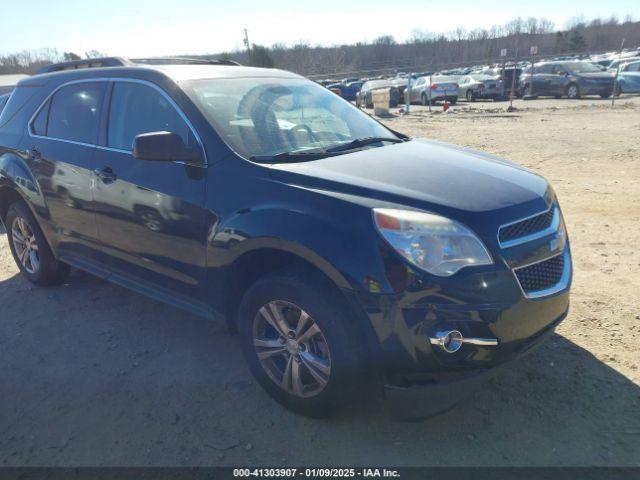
[
  {"left": 550, "top": 65, "right": 569, "bottom": 96},
  {"left": 531, "top": 65, "right": 553, "bottom": 95},
  {"left": 27, "top": 81, "right": 107, "bottom": 260},
  {"left": 92, "top": 80, "right": 208, "bottom": 302}
]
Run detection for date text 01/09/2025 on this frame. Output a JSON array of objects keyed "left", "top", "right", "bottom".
[{"left": 232, "top": 468, "right": 401, "bottom": 477}]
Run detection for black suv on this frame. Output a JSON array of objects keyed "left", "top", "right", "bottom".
[
  {"left": 519, "top": 60, "right": 614, "bottom": 99},
  {"left": 0, "top": 59, "right": 572, "bottom": 417}
]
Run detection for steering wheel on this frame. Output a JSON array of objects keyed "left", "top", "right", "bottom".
[{"left": 286, "top": 123, "right": 321, "bottom": 146}]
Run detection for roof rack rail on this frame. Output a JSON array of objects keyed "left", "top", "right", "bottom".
[
  {"left": 131, "top": 57, "right": 241, "bottom": 66},
  {"left": 35, "top": 57, "right": 133, "bottom": 74},
  {"left": 35, "top": 56, "right": 241, "bottom": 75}
]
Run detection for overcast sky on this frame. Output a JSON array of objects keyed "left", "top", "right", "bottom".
[{"left": 2, "top": 0, "right": 636, "bottom": 57}]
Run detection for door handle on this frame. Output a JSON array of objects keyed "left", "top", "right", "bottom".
[{"left": 94, "top": 166, "right": 117, "bottom": 184}]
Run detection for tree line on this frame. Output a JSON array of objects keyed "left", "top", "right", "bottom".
[{"left": 1, "top": 16, "right": 638, "bottom": 77}]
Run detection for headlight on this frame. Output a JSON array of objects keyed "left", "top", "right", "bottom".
[{"left": 373, "top": 208, "right": 493, "bottom": 277}]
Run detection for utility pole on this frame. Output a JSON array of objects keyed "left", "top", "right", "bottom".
[
  {"left": 528, "top": 45, "right": 538, "bottom": 98},
  {"left": 612, "top": 38, "right": 625, "bottom": 108},
  {"left": 243, "top": 28, "right": 251, "bottom": 62},
  {"left": 405, "top": 73, "right": 412, "bottom": 114}
]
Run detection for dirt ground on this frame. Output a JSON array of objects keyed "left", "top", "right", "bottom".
[{"left": 1, "top": 96, "right": 639, "bottom": 467}]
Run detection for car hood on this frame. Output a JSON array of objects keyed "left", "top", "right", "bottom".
[{"left": 268, "top": 139, "right": 549, "bottom": 215}]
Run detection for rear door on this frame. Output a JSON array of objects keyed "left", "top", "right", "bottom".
[
  {"left": 92, "top": 79, "right": 208, "bottom": 302},
  {"left": 27, "top": 81, "right": 106, "bottom": 259}
]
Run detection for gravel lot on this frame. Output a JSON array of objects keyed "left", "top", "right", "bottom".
[{"left": 1, "top": 96, "right": 639, "bottom": 467}]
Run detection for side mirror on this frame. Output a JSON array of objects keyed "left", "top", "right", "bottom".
[
  {"left": 132, "top": 131, "right": 201, "bottom": 163},
  {"left": 558, "top": 71, "right": 569, "bottom": 76}
]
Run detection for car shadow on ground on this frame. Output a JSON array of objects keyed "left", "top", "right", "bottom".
[{"left": 0, "top": 262, "right": 638, "bottom": 466}]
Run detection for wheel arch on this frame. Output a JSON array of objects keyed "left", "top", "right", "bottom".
[
  {"left": 222, "top": 242, "right": 352, "bottom": 327},
  {"left": 222, "top": 245, "right": 381, "bottom": 372},
  {"left": 0, "top": 150, "right": 49, "bottom": 222},
  {"left": 0, "top": 185, "right": 26, "bottom": 225}
]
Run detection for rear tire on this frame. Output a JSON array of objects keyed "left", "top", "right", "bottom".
[
  {"left": 420, "top": 93, "right": 429, "bottom": 106},
  {"left": 466, "top": 90, "right": 475, "bottom": 102},
  {"left": 600, "top": 93, "right": 611, "bottom": 99},
  {"left": 6, "top": 201, "right": 70, "bottom": 286},
  {"left": 237, "top": 267, "right": 364, "bottom": 417}
]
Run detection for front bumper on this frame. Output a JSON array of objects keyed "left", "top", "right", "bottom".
[
  {"left": 383, "top": 307, "right": 566, "bottom": 419},
  {"left": 356, "top": 248, "right": 571, "bottom": 375},
  {"left": 351, "top": 212, "right": 572, "bottom": 391}
]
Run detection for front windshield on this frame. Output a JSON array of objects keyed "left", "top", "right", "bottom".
[
  {"left": 567, "top": 62, "right": 602, "bottom": 74},
  {"left": 182, "top": 77, "right": 396, "bottom": 159}
]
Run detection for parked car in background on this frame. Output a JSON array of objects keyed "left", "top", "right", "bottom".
[
  {"left": 390, "top": 76, "right": 411, "bottom": 99},
  {"left": 327, "top": 81, "right": 363, "bottom": 102},
  {"left": 496, "top": 66, "right": 522, "bottom": 97},
  {"left": 342, "top": 81, "right": 363, "bottom": 101},
  {"left": 355, "top": 80, "right": 401, "bottom": 108},
  {"left": 406, "top": 76, "right": 458, "bottom": 105},
  {"left": 457, "top": 74, "right": 504, "bottom": 101},
  {"left": 615, "top": 60, "right": 640, "bottom": 94},
  {"left": 0, "top": 74, "right": 30, "bottom": 95},
  {"left": 519, "top": 61, "right": 615, "bottom": 99}
]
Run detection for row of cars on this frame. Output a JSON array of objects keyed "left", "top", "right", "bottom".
[{"left": 320, "top": 48, "right": 640, "bottom": 107}]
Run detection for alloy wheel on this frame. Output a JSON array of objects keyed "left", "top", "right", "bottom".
[
  {"left": 252, "top": 300, "right": 331, "bottom": 398},
  {"left": 11, "top": 216, "right": 40, "bottom": 274},
  {"left": 568, "top": 85, "right": 578, "bottom": 99}
]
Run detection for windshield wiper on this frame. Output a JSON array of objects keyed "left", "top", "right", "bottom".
[
  {"left": 249, "top": 137, "right": 406, "bottom": 163},
  {"left": 326, "top": 136, "right": 404, "bottom": 153},
  {"left": 250, "top": 150, "right": 334, "bottom": 163}
]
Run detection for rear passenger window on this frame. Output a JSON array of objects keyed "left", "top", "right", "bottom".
[
  {"left": 31, "top": 99, "right": 50, "bottom": 136},
  {"left": 107, "top": 82, "right": 191, "bottom": 151},
  {"left": 47, "top": 83, "right": 105, "bottom": 144}
]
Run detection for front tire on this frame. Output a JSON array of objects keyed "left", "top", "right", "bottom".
[
  {"left": 567, "top": 83, "right": 580, "bottom": 99},
  {"left": 466, "top": 90, "right": 475, "bottom": 102},
  {"left": 6, "top": 201, "right": 70, "bottom": 286},
  {"left": 238, "top": 267, "right": 364, "bottom": 417}
]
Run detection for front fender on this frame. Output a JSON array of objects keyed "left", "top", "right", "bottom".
[{"left": 209, "top": 204, "right": 393, "bottom": 294}]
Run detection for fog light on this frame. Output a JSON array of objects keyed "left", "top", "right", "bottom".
[
  {"left": 430, "top": 330, "right": 464, "bottom": 353},
  {"left": 429, "top": 330, "right": 499, "bottom": 353}
]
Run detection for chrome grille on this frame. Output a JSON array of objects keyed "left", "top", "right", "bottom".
[{"left": 499, "top": 207, "right": 555, "bottom": 246}]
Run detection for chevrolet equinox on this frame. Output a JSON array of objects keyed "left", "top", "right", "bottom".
[{"left": 0, "top": 59, "right": 571, "bottom": 417}]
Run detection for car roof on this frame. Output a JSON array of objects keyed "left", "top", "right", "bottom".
[{"left": 18, "top": 64, "right": 302, "bottom": 88}]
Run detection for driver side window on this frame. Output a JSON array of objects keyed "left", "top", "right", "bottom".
[{"left": 107, "top": 82, "right": 192, "bottom": 152}]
